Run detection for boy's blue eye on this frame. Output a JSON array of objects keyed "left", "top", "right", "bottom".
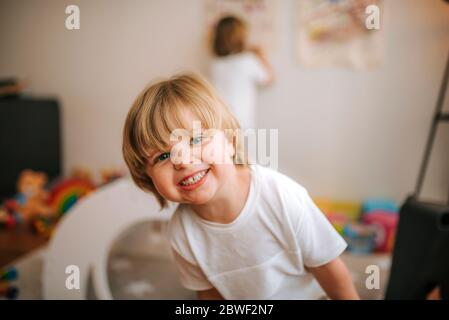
[
  {"left": 191, "top": 136, "right": 203, "bottom": 145},
  {"left": 157, "top": 152, "right": 170, "bottom": 162}
]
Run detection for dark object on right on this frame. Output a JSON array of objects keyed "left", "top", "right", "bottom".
[
  {"left": 414, "top": 50, "right": 449, "bottom": 205},
  {"left": 387, "top": 44, "right": 449, "bottom": 299},
  {"left": 385, "top": 197, "right": 449, "bottom": 299}
]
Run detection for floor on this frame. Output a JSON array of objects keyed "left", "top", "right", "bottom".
[{"left": 3, "top": 247, "right": 391, "bottom": 300}]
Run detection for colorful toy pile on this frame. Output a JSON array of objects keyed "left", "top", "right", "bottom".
[
  {"left": 0, "top": 167, "right": 124, "bottom": 238},
  {"left": 314, "top": 197, "right": 399, "bottom": 254},
  {"left": 0, "top": 267, "right": 19, "bottom": 300}
]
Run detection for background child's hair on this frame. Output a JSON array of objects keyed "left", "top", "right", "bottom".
[
  {"left": 212, "top": 16, "right": 247, "bottom": 57},
  {"left": 122, "top": 73, "right": 242, "bottom": 208}
]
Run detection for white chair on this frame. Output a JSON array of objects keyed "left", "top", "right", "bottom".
[{"left": 43, "top": 178, "right": 177, "bottom": 299}]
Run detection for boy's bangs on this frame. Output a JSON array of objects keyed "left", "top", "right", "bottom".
[{"left": 147, "top": 94, "right": 221, "bottom": 152}]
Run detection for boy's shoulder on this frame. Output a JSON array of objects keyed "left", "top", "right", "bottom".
[
  {"left": 253, "top": 165, "right": 309, "bottom": 217},
  {"left": 254, "top": 165, "right": 307, "bottom": 195},
  {"left": 252, "top": 165, "right": 311, "bottom": 233},
  {"left": 167, "top": 205, "right": 201, "bottom": 265},
  {"left": 168, "top": 204, "right": 191, "bottom": 232}
]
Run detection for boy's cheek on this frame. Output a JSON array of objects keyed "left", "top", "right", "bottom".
[
  {"left": 152, "top": 178, "right": 176, "bottom": 201},
  {"left": 150, "top": 170, "right": 174, "bottom": 194}
]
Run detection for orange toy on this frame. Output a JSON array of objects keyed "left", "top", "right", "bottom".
[{"left": 14, "top": 169, "right": 54, "bottom": 221}]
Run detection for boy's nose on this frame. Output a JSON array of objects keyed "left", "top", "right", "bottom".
[
  {"left": 173, "top": 156, "right": 196, "bottom": 170},
  {"left": 172, "top": 146, "right": 202, "bottom": 170},
  {"left": 173, "top": 161, "right": 189, "bottom": 171}
]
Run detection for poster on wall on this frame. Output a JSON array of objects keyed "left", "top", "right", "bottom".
[
  {"left": 296, "top": 0, "right": 384, "bottom": 69},
  {"left": 204, "top": 0, "right": 278, "bottom": 53}
]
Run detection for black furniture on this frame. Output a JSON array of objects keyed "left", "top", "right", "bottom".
[
  {"left": 386, "top": 197, "right": 449, "bottom": 299},
  {"left": 0, "top": 97, "right": 62, "bottom": 200},
  {"left": 386, "top": 49, "right": 449, "bottom": 299}
]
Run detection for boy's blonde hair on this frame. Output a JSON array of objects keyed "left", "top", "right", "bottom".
[{"left": 122, "top": 73, "right": 242, "bottom": 208}]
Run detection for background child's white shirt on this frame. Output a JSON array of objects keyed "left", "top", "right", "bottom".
[
  {"left": 210, "top": 52, "right": 269, "bottom": 129},
  {"left": 167, "top": 165, "right": 347, "bottom": 299}
]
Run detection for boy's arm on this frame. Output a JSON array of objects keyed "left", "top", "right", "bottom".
[
  {"left": 308, "top": 257, "right": 360, "bottom": 300},
  {"left": 197, "top": 287, "right": 224, "bottom": 300}
]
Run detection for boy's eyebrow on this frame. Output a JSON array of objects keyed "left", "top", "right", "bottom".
[
  {"left": 147, "top": 149, "right": 160, "bottom": 161},
  {"left": 147, "top": 149, "right": 156, "bottom": 158},
  {"left": 147, "top": 152, "right": 160, "bottom": 166}
]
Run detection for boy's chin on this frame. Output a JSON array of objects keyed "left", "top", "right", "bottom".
[
  {"left": 184, "top": 196, "right": 214, "bottom": 206},
  {"left": 181, "top": 191, "right": 215, "bottom": 206}
]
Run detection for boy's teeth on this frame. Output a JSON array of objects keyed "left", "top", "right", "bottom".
[{"left": 181, "top": 170, "right": 207, "bottom": 186}]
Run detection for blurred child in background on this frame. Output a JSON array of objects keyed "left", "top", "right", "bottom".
[{"left": 210, "top": 16, "right": 274, "bottom": 129}]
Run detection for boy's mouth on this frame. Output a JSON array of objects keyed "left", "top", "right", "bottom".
[{"left": 178, "top": 168, "right": 210, "bottom": 190}]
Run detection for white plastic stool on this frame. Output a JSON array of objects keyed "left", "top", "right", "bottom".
[{"left": 43, "top": 178, "right": 177, "bottom": 299}]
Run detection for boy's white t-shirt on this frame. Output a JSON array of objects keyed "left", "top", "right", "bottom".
[
  {"left": 167, "top": 165, "right": 347, "bottom": 300},
  {"left": 210, "top": 52, "right": 269, "bottom": 129}
]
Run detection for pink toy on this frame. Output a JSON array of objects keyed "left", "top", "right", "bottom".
[{"left": 362, "top": 210, "right": 398, "bottom": 253}]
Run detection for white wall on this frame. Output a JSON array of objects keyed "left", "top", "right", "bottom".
[{"left": 1, "top": 0, "right": 448, "bottom": 204}]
